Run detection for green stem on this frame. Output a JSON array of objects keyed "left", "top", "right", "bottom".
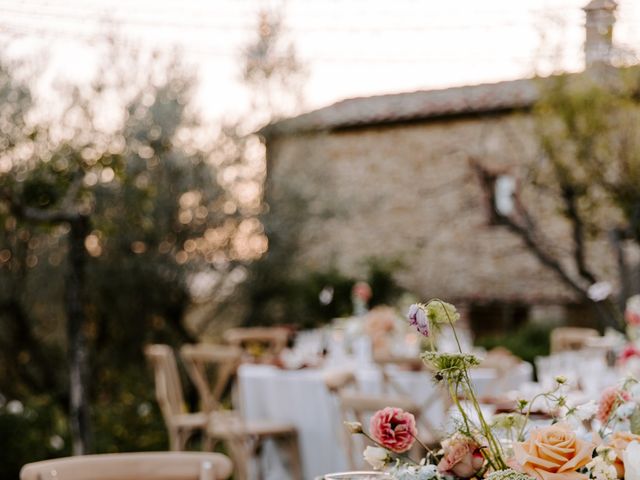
[
  {"left": 360, "top": 431, "right": 421, "bottom": 466},
  {"left": 517, "top": 386, "right": 560, "bottom": 441},
  {"left": 433, "top": 298, "right": 507, "bottom": 470},
  {"left": 409, "top": 432, "right": 438, "bottom": 464}
]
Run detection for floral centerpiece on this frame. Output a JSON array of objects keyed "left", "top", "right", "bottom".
[{"left": 344, "top": 299, "right": 640, "bottom": 480}]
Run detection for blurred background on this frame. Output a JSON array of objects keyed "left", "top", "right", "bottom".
[{"left": 2, "top": 0, "right": 640, "bottom": 478}]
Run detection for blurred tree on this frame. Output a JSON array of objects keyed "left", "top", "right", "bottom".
[
  {"left": 194, "top": 6, "right": 312, "bottom": 333},
  {"left": 0, "top": 42, "right": 258, "bottom": 455},
  {"left": 474, "top": 69, "right": 640, "bottom": 329}
]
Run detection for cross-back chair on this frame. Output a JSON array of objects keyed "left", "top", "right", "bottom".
[
  {"left": 223, "top": 327, "right": 291, "bottom": 361},
  {"left": 180, "top": 343, "right": 303, "bottom": 480},
  {"left": 180, "top": 344, "right": 242, "bottom": 414},
  {"left": 144, "top": 344, "right": 208, "bottom": 451},
  {"left": 550, "top": 327, "right": 599, "bottom": 354},
  {"left": 373, "top": 354, "right": 448, "bottom": 447},
  {"left": 20, "top": 452, "right": 233, "bottom": 480}
]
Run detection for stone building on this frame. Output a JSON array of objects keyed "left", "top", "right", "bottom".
[{"left": 258, "top": 0, "right": 622, "bottom": 332}]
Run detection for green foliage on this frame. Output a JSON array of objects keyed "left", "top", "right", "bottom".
[
  {"left": 0, "top": 397, "right": 70, "bottom": 479},
  {"left": 531, "top": 70, "right": 640, "bottom": 318},
  {"left": 0, "top": 43, "right": 256, "bottom": 470},
  {"left": 475, "top": 322, "right": 552, "bottom": 365},
  {"left": 242, "top": 258, "right": 405, "bottom": 329},
  {"left": 92, "top": 368, "right": 167, "bottom": 453}
]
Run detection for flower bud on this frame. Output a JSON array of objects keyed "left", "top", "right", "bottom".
[{"left": 344, "top": 421, "right": 363, "bottom": 434}]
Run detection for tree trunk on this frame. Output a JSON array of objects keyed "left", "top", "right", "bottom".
[{"left": 66, "top": 215, "right": 92, "bottom": 455}]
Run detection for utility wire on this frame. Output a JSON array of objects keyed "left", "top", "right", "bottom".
[{"left": 0, "top": 21, "right": 584, "bottom": 66}]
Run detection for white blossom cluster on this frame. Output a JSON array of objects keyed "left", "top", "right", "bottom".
[{"left": 586, "top": 446, "right": 617, "bottom": 480}]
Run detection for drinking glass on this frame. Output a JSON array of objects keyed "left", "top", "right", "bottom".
[{"left": 319, "top": 472, "right": 392, "bottom": 480}]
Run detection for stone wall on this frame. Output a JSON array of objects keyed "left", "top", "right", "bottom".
[{"left": 264, "top": 112, "right": 620, "bottom": 309}]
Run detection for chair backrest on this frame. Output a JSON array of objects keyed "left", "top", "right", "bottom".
[
  {"left": 20, "top": 452, "right": 233, "bottom": 480},
  {"left": 144, "top": 344, "right": 186, "bottom": 425},
  {"left": 180, "top": 344, "right": 242, "bottom": 413},
  {"left": 550, "top": 327, "right": 599, "bottom": 354},
  {"left": 337, "top": 392, "right": 421, "bottom": 470},
  {"left": 223, "top": 327, "right": 290, "bottom": 358},
  {"left": 323, "top": 368, "right": 357, "bottom": 395},
  {"left": 372, "top": 354, "right": 425, "bottom": 395}
]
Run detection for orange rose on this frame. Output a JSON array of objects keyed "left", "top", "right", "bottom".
[
  {"left": 608, "top": 431, "right": 640, "bottom": 478},
  {"left": 513, "top": 423, "right": 596, "bottom": 480}
]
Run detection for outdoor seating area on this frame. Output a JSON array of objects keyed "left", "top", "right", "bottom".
[
  {"left": 6, "top": 0, "right": 640, "bottom": 479},
  {"left": 126, "top": 315, "right": 639, "bottom": 479}
]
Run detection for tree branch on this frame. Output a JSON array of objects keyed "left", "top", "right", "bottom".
[
  {"left": 471, "top": 159, "right": 589, "bottom": 299},
  {"left": 560, "top": 184, "right": 597, "bottom": 285}
]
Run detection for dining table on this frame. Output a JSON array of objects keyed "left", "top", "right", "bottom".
[{"left": 237, "top": 359, "right": 533, "bottom": 479}]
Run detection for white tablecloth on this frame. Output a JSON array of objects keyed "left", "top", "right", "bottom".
[{"left": 237, "top": 361, "right": 532, "bottom": 479}]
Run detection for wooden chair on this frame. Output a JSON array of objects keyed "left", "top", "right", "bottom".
[
  {"left": 337, "top": 392, "right": 422, "bottom": 470},
  {"left": 223, "top": 327, "right": 291, "bottom": 360},
  {"left": 144, "top": 344, "right": 208, "bottom": 451},
  {"left": 373, "top": 354, "right": 447, "bottom": 447},
  {"left": 20, "top": 452, "right": 233, "bottom": 480},
  {"left": 477, "top": 347, "right": 523, "bottom": 397},
  {"left": 323, "top": 368, "right": 357, "bottom": 395},
  {"left": 180, "top": 343, "right": 302, "bottom": 480},
  {"left": 180, "top": 344, "right": 242, "bottom": 415},
  {"left": 550, "top": 327, "right": 599, "bottom": 354}
]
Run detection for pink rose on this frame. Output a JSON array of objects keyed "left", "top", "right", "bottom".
[
  {"left": 369, "top": 407, "right": 417, "bottom": 453},
  {"left": 408, "top": 304, "right": 430, "bottom": 337},
  {"left": 437, "top": 434, "right": 484, "bottom": 478}
]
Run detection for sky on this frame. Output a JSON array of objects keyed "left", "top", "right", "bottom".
[{"left": 0, "top": 0, "right": 639, "bottom": 121}]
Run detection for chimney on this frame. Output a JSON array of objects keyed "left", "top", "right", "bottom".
[{"left": 583, "top": 0, "right": 617, "bottom": 69}]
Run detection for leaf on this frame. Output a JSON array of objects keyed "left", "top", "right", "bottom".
[{"left": 629, "top": 406, "right": 640, "bottom": 435}]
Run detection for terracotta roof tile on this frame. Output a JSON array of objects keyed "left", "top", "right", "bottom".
[{"left": 262, "top": 77, "right": 542, "bottom": 136}]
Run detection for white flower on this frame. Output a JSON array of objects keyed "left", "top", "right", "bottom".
[
  {"left": 575, "top": 400, "right": 598, "bottom": 421},
  {"left": 587, "top": 455, "right": 617, "bottom": 480},
  {"left": 391, "top": 463, "right": 439, "bottom": 480},
  {"left": 344, "top": 421, "right": 363, "bottom": 434},
  {"left": 588, "top": 282, "right": 612, "bottom": 302},
  {"left": 629, "top": 382, "right": 640, "bottom": 400},
  {"left": 363, "top": 446, "right": 389, "bottom": 470},
  {"left": 624, "top": 441, "right": 640, "bottom": 480},
  {"left": 562, "top": 399, "right": 598, "bottom": 429},
  {"left": 595, "top": 445, "right": 617, "bottom": 462},
  {"left": 614, "top": 401, "right": 637, "bottom": 421}
]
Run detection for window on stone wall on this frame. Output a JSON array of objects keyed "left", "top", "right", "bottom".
[
  {"left": 494, "top": 174, "right": 516, "bottom": 216},
  {"left": 475, "top": 167, "right": 518, "bottom": 225}
]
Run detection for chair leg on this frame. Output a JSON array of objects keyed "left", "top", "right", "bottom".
[
  {"left": 169, "top": 428, "right": 181, "bottom": 451},
  {"left": 286, "top": 433, "right": 303, "bottom": 480},
  {"left": 225, "top": 437, "right": 250, "bottom": 480},
  {"left": 202, "top": 433, "right": 215, "bottom": 452}
]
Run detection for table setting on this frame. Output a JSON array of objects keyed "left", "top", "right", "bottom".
[{"left": 230, "top": 293, "right": 640, "bottom": 480}]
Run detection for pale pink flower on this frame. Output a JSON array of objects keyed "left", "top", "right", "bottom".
[
  {"left": 626, "top": 295, "right": 640, "bottom": 326},
  {"left": 598, "top": 386, "right": 631, "bottom": 424},
  {"left": 437, "top": 434, "right": 484, "bottom": 478},
  {"left": 407, "top": 304, "right": 430, "bottom": 337},
  {"left": 369, "top": 407, "right": 417, "bottom": 453},
  {"left": 352, "top": 281, "right": 372, "bottom": 302}
]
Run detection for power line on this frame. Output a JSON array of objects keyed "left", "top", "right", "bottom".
[
  {"left": 0, "top": 21, "right": 585, "bottom": 66},
  {"left": 0, "top": 5, "right": 596, "bottom": 33}
]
